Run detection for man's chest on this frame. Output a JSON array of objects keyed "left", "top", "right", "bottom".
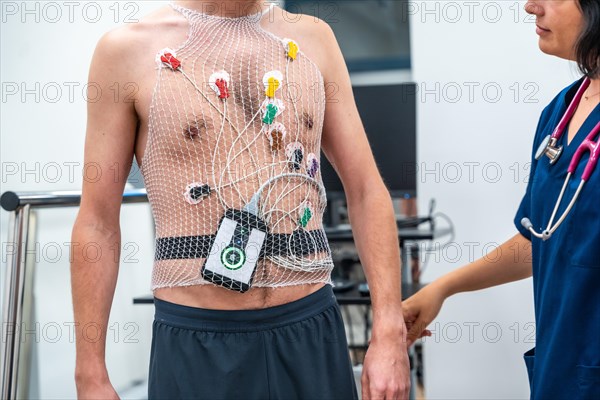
[{"left": 137, "top": 44, "right": 321, "bottom": 128}]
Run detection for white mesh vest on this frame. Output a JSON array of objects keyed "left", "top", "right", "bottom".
[{"left": 141, "top": 2, "right": 335, "bottom": 291}]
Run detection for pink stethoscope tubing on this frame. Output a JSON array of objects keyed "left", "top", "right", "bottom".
[{"left": 522, "top": 76, "right": 600, "bottom": 241}]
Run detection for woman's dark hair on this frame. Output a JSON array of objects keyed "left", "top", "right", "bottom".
[{"left": 576, "top": 0, "right": 600, "bottom": 78}]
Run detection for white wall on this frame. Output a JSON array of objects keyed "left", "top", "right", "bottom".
[
  {"left": 409, "top": 1, "right": 580, "bottom": 398},
  {"left": 1, "top": 2, "right": 167, "bottom": 398}
]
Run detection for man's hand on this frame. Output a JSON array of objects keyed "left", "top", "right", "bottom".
[
  {"left": 361, "top": 321, "right": 411, "bottom": 399},
  {"left": 75, "top": 375, "right": 120, "bottom": 400}
]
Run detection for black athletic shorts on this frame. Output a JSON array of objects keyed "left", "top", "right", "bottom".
[{"left": 148, "top": 284, "right": 359, "bottom": 400}]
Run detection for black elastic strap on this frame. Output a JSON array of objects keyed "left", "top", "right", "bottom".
[{"left": 155, "top": 229, "right": 330, "bottom": 260}]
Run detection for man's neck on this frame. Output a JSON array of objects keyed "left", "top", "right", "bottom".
[{"left": 174, "top": 1, "right": 267, "bottom": 18}]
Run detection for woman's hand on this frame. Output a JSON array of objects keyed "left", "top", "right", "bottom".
[
  {"left": 403, "top": 234, "right": 533, "bottom": 347},
  {"left": 402, "top": 283, "right": 447, "bottom": 346}
]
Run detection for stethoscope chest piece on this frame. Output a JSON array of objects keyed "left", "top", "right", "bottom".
[
  {"left": 535, "top": 134, "right": 563, "bottom": 164},
  {"left": 524, "top": 77, "right": 600, "bottom": 241}
]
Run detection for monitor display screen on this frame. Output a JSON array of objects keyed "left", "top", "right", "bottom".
[
  {"left": 284, "top": 0, "right": 411, "bottom": 72},
  {"left": 320, "top": 83, "right": 417, "bottom": 199}
]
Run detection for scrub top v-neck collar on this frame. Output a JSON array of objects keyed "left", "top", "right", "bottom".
[
  {"left": 553, "top": 78, "right": 600, "bottom": 171},
  {"left": 561, "top": 78, "right": 600, "bottom": 147}
]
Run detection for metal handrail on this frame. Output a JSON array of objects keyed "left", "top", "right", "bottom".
[
  {"left": 1, "top": 188, "right": 148, "bottom": 211},
  {"left": 1, "top": 188, "right": 428, "bottom": 399},
  {"left": 0, "top": 188, "right": 149, "bottom": 399}
]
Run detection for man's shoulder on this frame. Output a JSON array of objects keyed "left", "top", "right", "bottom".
[
  {"left": 272, "top": 6, "right": 336, "bottom": 78},
  {"left": 275, "top": 6, "right": 329, "bottom": 25},
  {"left": 95, "top": 6, "right": 185, "bottom": 62},
  {"left": 276, "top": 6, "right": 334, "bottom": 43},
  {"left": 91, "top": 5, "right": 189, "bottom": 80}
]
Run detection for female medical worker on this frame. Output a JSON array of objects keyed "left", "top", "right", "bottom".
[{"left": 402, "top": 0, "right": 600, "bottom": 398}]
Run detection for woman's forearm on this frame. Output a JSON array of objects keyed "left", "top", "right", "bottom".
[{"left": 434, "top": 232, "right": 533, "bottom": 298}]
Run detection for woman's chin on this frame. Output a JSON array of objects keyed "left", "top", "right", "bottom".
[{"left": 537, "top": 41, "right": 571, "bottom": 61}]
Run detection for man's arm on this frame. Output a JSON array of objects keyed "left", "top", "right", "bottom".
[
  {"left": 70, "top": 28, "right": 138, "bottom": 399},
  {"left": 317, "top": 22, "right": 410, "bottom": 399}
]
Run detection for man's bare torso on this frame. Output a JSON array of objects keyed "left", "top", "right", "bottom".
[{"left": 114, "top": 3, "right": 329, "bottom": 309}]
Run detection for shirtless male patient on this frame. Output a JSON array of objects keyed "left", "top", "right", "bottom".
[{"left": 71, "top": 1, "right": 410, "bottom": 399}]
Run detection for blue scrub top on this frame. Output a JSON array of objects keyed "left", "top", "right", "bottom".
[{"left": 514, "top": 77, "right": 600, "bottom": 399}]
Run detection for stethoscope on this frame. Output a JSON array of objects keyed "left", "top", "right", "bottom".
[{"left": 521, "top": 77, "right": 600, "bottom": 241}]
